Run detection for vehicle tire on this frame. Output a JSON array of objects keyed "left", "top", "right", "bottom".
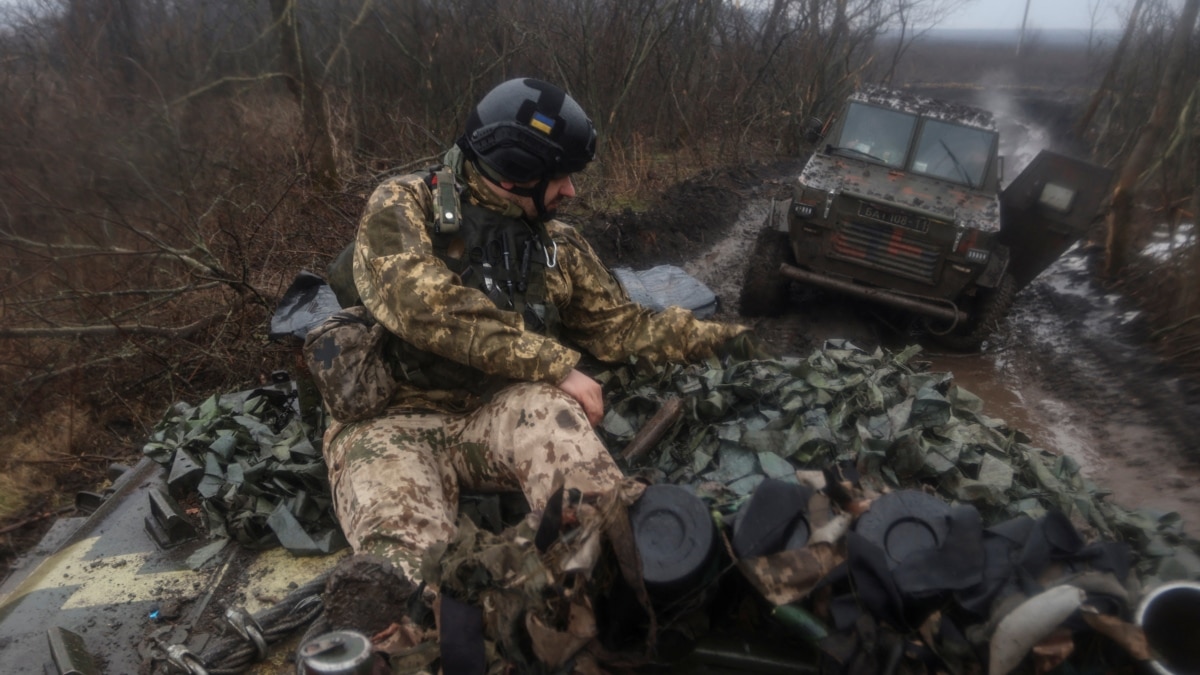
[
  {"left": 738, "top": 228, "right": 794, "bottom": 317},
  {"left": 925, "top": 273, "right": 1016, "bottom": 352}
]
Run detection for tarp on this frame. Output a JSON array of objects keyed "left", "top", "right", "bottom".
[{"left": 611, "top": 265, "right": 719, "bottom": 318}]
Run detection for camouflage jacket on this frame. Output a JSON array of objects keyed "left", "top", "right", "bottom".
[{"left": 351, "top": 147, "right": 747, "bottom": 413}]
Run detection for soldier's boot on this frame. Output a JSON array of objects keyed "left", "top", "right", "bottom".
[{"left": 322, "top": 553, "right": 422, "bottom": 637}]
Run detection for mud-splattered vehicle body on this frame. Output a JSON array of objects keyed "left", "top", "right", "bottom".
[
  {"left": 742, "top": 86, "right": 1111, "bottom": 349},
  {"left": 2, "top": 288, "right": 1195, "bottom": 674}
]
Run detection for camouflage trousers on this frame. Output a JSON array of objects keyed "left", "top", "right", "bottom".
[{"left": 323, "top": 382, "right": 625, "bottom": 580}]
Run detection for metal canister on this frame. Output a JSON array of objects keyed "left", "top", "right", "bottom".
[
  {"left": 297, "top": 630, "right": 375, "bottom": 675},
  {"left": 629, "top": 484, "right": 719, "bottom": 602},
  {"left": 1136, "top": 581, "right": 1200, "bottom": 675}
]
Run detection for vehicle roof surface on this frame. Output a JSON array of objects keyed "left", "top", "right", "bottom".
[
  {"left": 799, "top": 154, "right": 1001, "bottom": 230},
  {"left": 849, "top": 85, "right": 997, "bottom": 131},
  {"left": 0, "top": 440, "right": 342, "bottom": 674}
]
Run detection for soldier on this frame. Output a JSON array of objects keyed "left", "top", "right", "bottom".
[{"left": 318, "top": 77, "right": 758, "bottom": 583}]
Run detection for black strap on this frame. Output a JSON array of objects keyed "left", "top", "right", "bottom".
[{"left": 439, "top": 596, "right": 486, "bottom": 675}]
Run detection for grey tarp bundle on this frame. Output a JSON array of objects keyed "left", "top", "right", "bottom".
[
  {"left": 268, "top": 271, "right": 343, "bottom": 345},
  {"left": 610, "top": 265, "right": 719, "bottom": 318},
  {"left": 142, "top": 378, "right": 344, "bottom": 562}
]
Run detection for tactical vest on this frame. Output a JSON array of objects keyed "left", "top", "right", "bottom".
[
  {"left": 325, "top": 169, "right": 561, "bottom": 397},
  {"left": 433, "top": 201, "right": 561, "bottom": 337}
]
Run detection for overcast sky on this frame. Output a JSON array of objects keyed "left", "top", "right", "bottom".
[
  {"left": 938, "top": 0, "right": 1138, "bottom": 31},
  {"left": 0, "top": 0, "right": 1164, "bottom": 32}
]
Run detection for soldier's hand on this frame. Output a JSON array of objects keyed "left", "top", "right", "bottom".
[
  {"left": 558, "top": 368, "right": 604, "bottom": 426},
  {"left": 718, "top": 332, "right": 775, "bottom": 362}
]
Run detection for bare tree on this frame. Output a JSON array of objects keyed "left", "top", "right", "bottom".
[
  {"left": 1016, "top": 0, "right": 1032, "bottom": 57},
  {"left": 268, "top": 0, "right": 340, "bottom": 190},
  {"left": 1077, "top": 0, "right": 1147, "bottom": 136},
  {"left": 1104, "top": 0, "right": 1200, "bottom": 278}
]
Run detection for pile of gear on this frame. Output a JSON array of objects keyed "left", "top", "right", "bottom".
[
  {"left": 592, "top": 341, "right": 1200, "bottom": 671},
  {"left": 142, "top": 341, "right": 1200, "bottom": 673},
  {"left": 141, "top": 372, "right": 341, "bottom": 565}
]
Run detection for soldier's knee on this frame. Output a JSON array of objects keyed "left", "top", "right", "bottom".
[{"left": 497, "top": 382, "right": 578, "bottom": 411}]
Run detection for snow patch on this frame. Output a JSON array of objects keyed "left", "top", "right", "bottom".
[{"left": 1140, "top": 222, "right": 1196, "bottom": 262}]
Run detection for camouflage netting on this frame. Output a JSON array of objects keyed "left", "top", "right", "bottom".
[
  {"left": 138, "top": 339, "right": 1200, "bottom": 579},
  {"left": 142, "top": 378, "right": 343, "bottom": 563},
  {"left": 595, "top": 340, "right": 1200, "bottom": 584},
  {"left": 139, "top": 340, "right": 1200, "bottom": 670},
  {"left": 410, "top": 340, "right": 1200, "bottom": 672}
]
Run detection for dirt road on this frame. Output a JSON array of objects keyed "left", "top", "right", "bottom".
[{"left": 586, "top": 158, "right": 1200, "bottom": 535}]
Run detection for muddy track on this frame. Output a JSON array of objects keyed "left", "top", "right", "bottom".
[{"left": 1014, "top": 264, "right": 1200, "bottom": 458}]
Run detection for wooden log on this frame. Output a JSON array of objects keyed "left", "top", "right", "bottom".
[{"left": 620, "top": 397, "right": 684, "bottom": 462}]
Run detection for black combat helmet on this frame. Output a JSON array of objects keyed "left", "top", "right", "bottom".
[
  {"left": 463, "top": 78, "right": 596, "bottom": 182},
  {"left": 460, "top": 78, "right": 596, "bottom": 219}
]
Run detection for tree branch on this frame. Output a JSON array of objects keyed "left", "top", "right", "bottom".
[
  {"left": 0, "top": 312, "right": 225, "bottom": 339},
  {"left": 167, "top": 73, "right": 290, "bottom": 109}
]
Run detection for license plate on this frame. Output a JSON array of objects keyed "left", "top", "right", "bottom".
[{"left": 857, "top": 202, "right": 930, "bottom": 233}]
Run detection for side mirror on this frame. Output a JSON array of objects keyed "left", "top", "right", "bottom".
[
  {"left": 804, "top": 116, "right": 825, "bottom": 144},
  {"left": 997, "top": 155, "right": 1005, "bottom": 183}
]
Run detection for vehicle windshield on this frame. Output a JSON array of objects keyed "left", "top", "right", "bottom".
[
  {"left": 833, "top": 102, "right": 916, "bottom": 169},
  {"left": 910, "top": 119, "right": 995, "bottom": 188}
]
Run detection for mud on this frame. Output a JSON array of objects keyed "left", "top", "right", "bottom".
[
  {"left": 322, "top": 554, "right": 416, "bottom": 637},
  {"left": 585, "top": 158, "right": 1200, "bottom": 535}
]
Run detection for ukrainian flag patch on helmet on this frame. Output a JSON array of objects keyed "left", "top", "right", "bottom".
[{"left": 530, "top": 112, "right": 555, "bottom": 135}]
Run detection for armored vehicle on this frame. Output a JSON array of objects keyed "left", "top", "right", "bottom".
[{"left": 741, "top": 86, "right": 1112, "bottom": 350}]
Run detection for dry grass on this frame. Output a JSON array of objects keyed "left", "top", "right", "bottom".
[
  {"left": 0, "top": 407, "right": 83, "bottom": 521},
  {"left": 1125, "top": 236, "right": 1200, "bottom": 377}
]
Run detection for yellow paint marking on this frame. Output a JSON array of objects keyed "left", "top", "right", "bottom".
[
  {"left": 240, "top": 547, "right": 346, "bottom": 614},
  {"left": 0, "top": 536, "right": 200, "bottom": 611}
]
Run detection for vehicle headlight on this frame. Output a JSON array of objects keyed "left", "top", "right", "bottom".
[
  {"left": 793, "top": 202, "right": 816, "bottom": 219},
  {"left": 966, "top": 248, "right": 990, "bottom": 263}
]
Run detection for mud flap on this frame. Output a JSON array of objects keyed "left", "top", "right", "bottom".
[
  {"left": 998, "top": 150, "right": 1113, "bottom": 289},
  {"left": 768, "top": 198, "right": 792, "bottom": 233}
]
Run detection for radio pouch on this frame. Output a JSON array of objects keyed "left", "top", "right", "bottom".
[{"left": 303, "top": 306, "right": 397, "bottom": 423}]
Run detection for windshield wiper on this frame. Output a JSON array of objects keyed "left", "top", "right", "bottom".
[
  {"left": 939, "top": 139, "right": 976, "bottom": 189},
  {"left": 829, "top": 145, "right": 888, "bottom": 164}
]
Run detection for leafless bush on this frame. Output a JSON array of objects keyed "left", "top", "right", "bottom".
[{"left": 0, "top": 0, "right": 349, "bottom": 468}]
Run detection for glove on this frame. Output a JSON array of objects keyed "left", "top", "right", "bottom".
[{"left": 717, "top": 332, "right": 775, "bottom": 362}]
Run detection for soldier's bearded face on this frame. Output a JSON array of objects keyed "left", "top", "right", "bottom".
[{"left": 506, "top": 175, "right": 577, "bottom": 219}]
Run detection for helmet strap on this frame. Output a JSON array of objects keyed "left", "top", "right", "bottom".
[
  {"left": 506, "top": 178, "right": 552, "bottom": 221},
  {"left": 471, "top": 158, "right": 553, "bottom": 221}
]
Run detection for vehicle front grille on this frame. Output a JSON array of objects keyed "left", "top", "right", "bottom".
[{"left": 829, "top": 219, "right": 940, "bottom": 282}]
